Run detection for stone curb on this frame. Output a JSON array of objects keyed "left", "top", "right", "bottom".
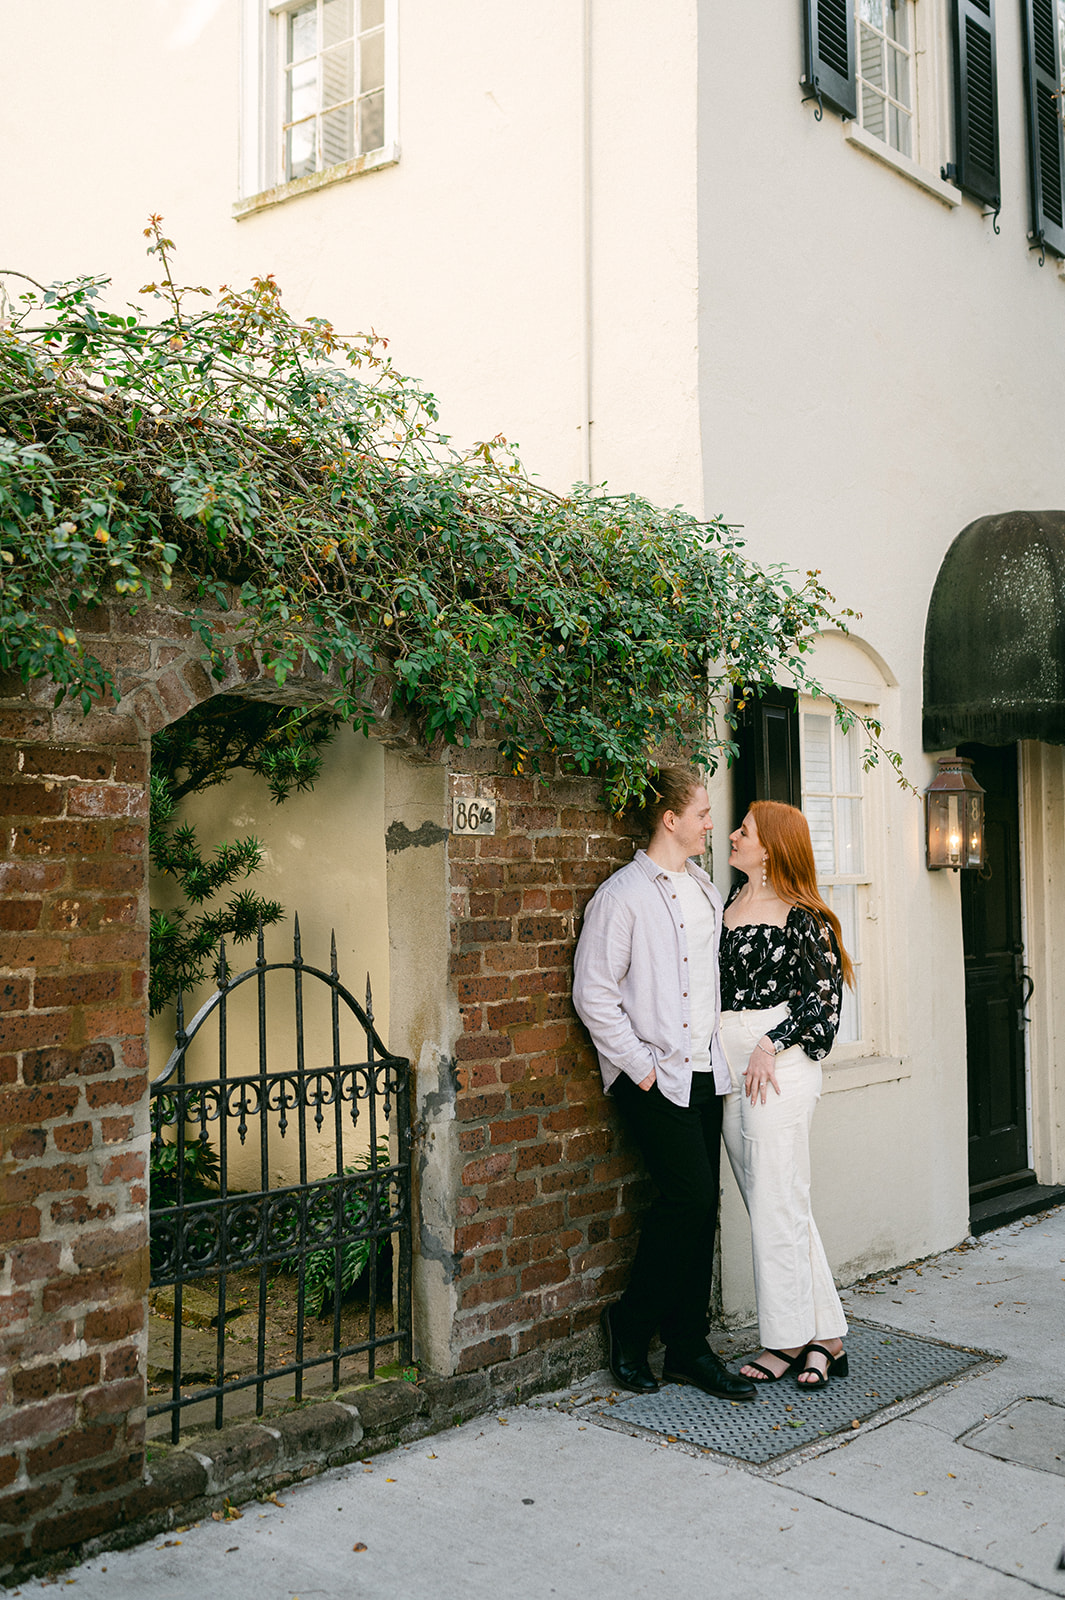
[{"left": 5, "top": 1325, "right": 602, "bottom": 1586}]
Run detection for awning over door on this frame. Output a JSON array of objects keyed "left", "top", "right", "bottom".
[{"left": 923, "top": 510, "right": 1065, "bottom": 751}]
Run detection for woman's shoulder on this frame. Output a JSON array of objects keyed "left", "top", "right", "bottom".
[
  {"left": 786, "top": 903, "right": 839, "bottom": 948},
  {"left": 785, "top": 902, "right": 828, "bottom": 934}
]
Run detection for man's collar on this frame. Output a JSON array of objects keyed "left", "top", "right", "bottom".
[{"left": 634, "top": 847, "right": 712, "bottom": 884}]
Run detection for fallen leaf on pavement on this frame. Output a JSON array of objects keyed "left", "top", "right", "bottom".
[
  {"left": 211, "top": 1501, "right": 243, "bottom": 1522},
  {"left": 353, "top": 1543, "right": 368, "bottom": 1552}
]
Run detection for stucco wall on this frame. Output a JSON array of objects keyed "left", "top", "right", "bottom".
[
  {"left": 148, "top": 727, "right": 390, "bottom": 1189},
  {"left": 0, "top": 0, "right": 703, "bottom": 511},
  {"left": 695, "top": 0, "right": 1065, "bottom": 1312}
]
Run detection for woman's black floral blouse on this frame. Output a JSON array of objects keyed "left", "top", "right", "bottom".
[{"left": 719, "top": 884, "right": 844, "bottom": 1061}]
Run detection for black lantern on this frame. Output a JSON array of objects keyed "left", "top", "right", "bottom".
[{"left": 925, "top": 756, "right": 985, "bottom": 871}]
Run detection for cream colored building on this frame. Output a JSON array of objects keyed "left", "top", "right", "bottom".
[{"left": 4, "top": 0, "right": 1065, "bottom": 1330}]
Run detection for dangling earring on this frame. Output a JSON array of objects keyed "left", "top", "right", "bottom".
[{"left": 761, "top": 856, "right": 768, "bottom": 889}]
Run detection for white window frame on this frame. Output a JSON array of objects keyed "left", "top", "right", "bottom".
[
  {"left": 855, "top": 0, "right": 919, "bottom": 160},
  {"left": 799, "top": 697, "right": 885, "bottom": 1064},
  {"left": 842, "top": 0, "right": 962, "bottom": 208},
  {"left": 236, "top": 0, "right": 399, "bottom": 218}
]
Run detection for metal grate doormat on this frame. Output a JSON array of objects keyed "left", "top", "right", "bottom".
[{"left": 590, "top": 1322, "right": 989, "bottom": 1466}]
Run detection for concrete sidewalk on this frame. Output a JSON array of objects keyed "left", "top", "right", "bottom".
[{"left": 21, "top": 1208, "right": 1065, "bottom": 1600}]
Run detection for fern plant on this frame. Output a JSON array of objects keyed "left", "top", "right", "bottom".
[
  {"left": 297, "top": 1144, "right": 393, "bottom": 1317},
  {"left": 149, "top": 1131, "right": 221, "bottom": 1209}
]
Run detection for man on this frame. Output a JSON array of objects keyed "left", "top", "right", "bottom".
[{"left": 573, "top": 766, "right": 754, "bottom": 1401}]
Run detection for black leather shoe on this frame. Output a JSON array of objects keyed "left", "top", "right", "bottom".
[
  {"left": 661, "top": 1350, "right": 756, "bottom": 1402},
  {"left": 601, "top": 1306, "right": 658, "bottom": 1394}
]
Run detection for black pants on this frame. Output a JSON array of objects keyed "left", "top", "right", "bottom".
[{"left": 611, "top": 1072, "right": 723, "bottom": 1360}]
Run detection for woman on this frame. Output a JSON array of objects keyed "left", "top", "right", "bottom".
[{"left": 718, "top": 800, "right": 854, "bottom": 1389}]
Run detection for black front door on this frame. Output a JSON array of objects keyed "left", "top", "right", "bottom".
[{"left": 958, "top": 743, "right": 1031, "bottom": 1195}]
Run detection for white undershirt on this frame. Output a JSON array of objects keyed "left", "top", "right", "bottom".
[{"left": 663, "top": 867, "right": 716, "bottom": 1071}]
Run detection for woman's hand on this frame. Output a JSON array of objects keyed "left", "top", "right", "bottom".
[
  {"left": 637, "top": 1067, "right": 657, "bottom": 1091},
  {"left": 744, "top": 1036, "right": 780, "bottom": 1105}
]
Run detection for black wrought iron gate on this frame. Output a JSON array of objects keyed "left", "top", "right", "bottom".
[{"left": 149, "top": 919, "right": 411, "bottom": 1443}]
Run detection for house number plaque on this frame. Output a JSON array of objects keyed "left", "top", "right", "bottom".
[{"left": 452, "top": 798, "right": 497, "bottom": 836}]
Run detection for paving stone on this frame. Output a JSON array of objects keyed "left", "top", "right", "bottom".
[
  {"left": 150, "top": 1284, "right": 242, "bottom": 1328},
  {"left": 352, "top": 1378, "right": 423, "bottom": 1436},
  {"left": 192, "top": 1423, "right": 279, "bottom": 1488},
  {"left": 271, "top": 1401, "right": 362, "bottom": 1459},
  {"left": 147, "top": 1317, "right": 218, "bottom": 1383},
  {"left": 961, "top": 1397, "right": 1065, "bottom": 1476}
]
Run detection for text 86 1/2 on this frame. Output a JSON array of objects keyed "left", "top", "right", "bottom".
[{"left": 452, "top": 799, "right": 497, "bottom": 836}]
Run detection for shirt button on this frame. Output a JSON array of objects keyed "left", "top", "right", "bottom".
[{"left": 683, "top": 1022, "right": 688, "bottom": 1028}]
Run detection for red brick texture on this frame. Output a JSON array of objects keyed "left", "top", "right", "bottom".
[
  {"left": 446, "top": 757, "right": 647, "bottom": 1374},
  {"left": 0, "top": 710, "right": 153, "bottom": 1574},
  {"left": 0, "top": 592, "right": 354, "bottom": 1576},
  {"left": 0, "top": 592, "right": 651, "bottom": 1572}
]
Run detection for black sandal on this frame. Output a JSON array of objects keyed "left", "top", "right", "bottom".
[
  {"left": 797, "top": 1343, "right": 849, "bottom": 1389},
  {"left": 742, "top": 1348, "right": 805, "bottom": 1384}
]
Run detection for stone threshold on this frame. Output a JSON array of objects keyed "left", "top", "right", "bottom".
[{"left": 969, "top": 1185, "right": 1065, "bottom": 1236}]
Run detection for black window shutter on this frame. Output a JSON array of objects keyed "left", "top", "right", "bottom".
[
  {"left": 802, "top": 0, "right": 857, "bottom": 120},
  {"left": 735, "top": 687, "right": 802, "bottom": 816},
  {"left": 951, "top": 0, "right": 1001, "bottom": 208},
  {"left": 1022, "top": 0, "right": 1065, "bottom": 257}
]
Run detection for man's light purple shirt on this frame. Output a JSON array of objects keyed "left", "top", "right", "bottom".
[{"left": 572, "top": 848, "right": 731, "bottom": 1108}]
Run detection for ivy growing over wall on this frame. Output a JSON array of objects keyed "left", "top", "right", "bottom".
[{"left": 0, "top": 219, "right": 900, "bottom": 809}]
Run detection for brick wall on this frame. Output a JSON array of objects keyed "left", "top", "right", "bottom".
[
  {"left": 0, "top": 726, "right": 151, "bottom": 1569},
  {"left": 0, "top": 592, "right": 419, "bottom": 1575},
  {"left": 447, "top": 756, "right": 647, "bottom": 1373},
  {"left": 0, "top": 594, "right": 652, "bottom": 1574}
]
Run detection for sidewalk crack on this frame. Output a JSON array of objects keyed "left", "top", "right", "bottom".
[{"left": 787, "top": 1488, "right": 1064, "bottom": 1595}]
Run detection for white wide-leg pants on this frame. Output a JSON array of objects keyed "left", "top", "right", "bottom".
[{"left": 720, "top": 1005, "right": 847, "bottom": 1350}]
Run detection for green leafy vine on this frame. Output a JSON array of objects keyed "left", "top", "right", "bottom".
[{"left": 0, "top": 219, "right": 907, "bottom": 808}]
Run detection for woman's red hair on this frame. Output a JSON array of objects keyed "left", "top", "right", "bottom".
[{"left": 748, "top": 800, "right": 855, "bottom": 988}]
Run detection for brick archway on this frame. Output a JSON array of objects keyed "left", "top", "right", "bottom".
[{"left": 0, "top": 592, "right": 644, "bottom": 1575}]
